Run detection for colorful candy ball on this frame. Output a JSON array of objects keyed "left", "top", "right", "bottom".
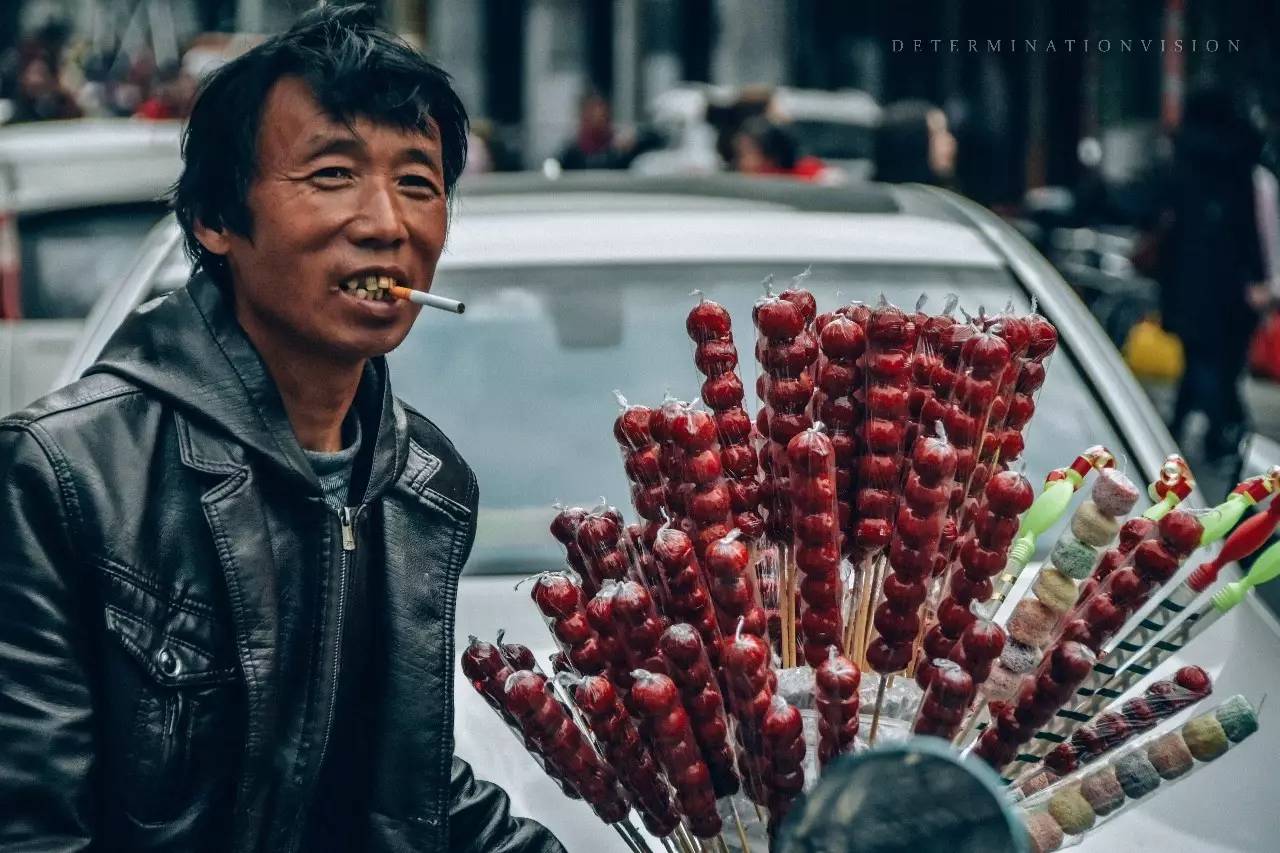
[
  {"left": 1113, "top": 751, "right": 1161, "bottom": 799},
  {"left": 1146, "top": 732, "right": 1194, "bottom": 780},
  {"left": 1048, "top": 787, "right": 1096, "bottom": 835},
  {"left": 1050, "top": 535, "right": 1098, "bottom": 580},
  {"left": 1079, "top": 766, "right": 1125, "bottom": 816},
  {"left": 1182, "top": 714, "right": 1230, "bottom": 761},
  {"left": 1215, "top": 695, "right": 1258, "bottom": 743}
]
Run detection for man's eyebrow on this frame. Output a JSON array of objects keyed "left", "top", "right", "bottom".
[
  {"left": 400, "top": 147, "right": 441, "bottom": 171},
  {"left": 301, "top": 134, "right": 365, "bottom": 161}
]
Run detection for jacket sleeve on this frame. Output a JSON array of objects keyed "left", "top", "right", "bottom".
[
  {"left": 447, "top": 756, "right": 566, "bottom": 853},
  {"left": 0, "top": 424, "right": 98, "bottom": 851}
]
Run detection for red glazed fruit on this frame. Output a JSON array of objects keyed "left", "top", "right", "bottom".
[
  {"left": 779, "top": 287, "right": 818, "bottom": 323},
  {"left": 1158, "top": 510, "right": 1204, "bottom": 556},
  {"left": 1174, "top": 664, "right": 1212, "bottom": 695},
  {"left": 613, "top": 407, "right": 653, "bottom": 449},
  {"left": 984, "top": 471, "right": 1035, "bottom": 516},
  {"left": 702, "top": 373, "right": 745, "bottom": 410},
  {"left": 694, "top": 339, "right": 738, "bottom": 374},
  {"left": 687, "top": 298, "right": 732, "bottom": 342},
  {"left": 755, "top": 298, "right": 804, "bottom": 340}
]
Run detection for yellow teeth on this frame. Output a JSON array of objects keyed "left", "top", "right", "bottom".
[{"left": 341, "top": 274, "right": 398, "bottom": 301}]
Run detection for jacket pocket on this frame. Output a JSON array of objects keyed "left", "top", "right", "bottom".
[{"left": 100, "top": 568, "right": 241, "bottom": 827}]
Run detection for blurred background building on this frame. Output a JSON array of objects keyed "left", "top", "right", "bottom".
[{"left": 4, "top": 0, "right": 1278, "bottom": 191}]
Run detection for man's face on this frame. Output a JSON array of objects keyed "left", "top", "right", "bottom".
[{"left": 197, "top": 76, "right": 448, "bottom": 362}]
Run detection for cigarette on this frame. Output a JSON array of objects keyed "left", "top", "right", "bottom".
[{"left": 389, "top": 285, "right": 465, "bottom": 314}]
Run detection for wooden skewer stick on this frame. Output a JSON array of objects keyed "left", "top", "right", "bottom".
[
  {"left": 868, "top": 675, "right": 890, "bottom": 745},
  {"left": 731, "top": 800, "right": 752, "bottom": 853},
  {"left": 614, "top": 823, "right": 644, "bottom": 853},
  {"left": 754, "top": 803, "right": 766, "bottom": 824},
  {"left": 717, "top": 833, "right": 733, "bottom": 853}
]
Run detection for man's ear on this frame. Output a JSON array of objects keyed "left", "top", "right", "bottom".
[{"left": 193, "top": 219, "right": 231, "bottom": 256}]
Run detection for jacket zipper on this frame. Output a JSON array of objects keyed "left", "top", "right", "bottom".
[{"left": 302, "top": 504, "right": 357, "bottom": 846}]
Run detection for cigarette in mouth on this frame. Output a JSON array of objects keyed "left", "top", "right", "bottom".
[{"left": 388, "top": 285, "right": 465, "bottom": 314}]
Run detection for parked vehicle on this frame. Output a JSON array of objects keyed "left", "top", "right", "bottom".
[
  {"left": 57, "top": 174, "right": 1280, "bottom": 851},
  {"left": 0, "top": 118, "right": 181, "bottom": 414}
]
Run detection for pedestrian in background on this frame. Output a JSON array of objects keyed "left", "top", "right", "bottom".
[
  {"left": 730, "top": 116, "right": 828, "bottom": 181},
  {"left": 873, "top": 99, "right": 956, "bottom": 186},
  {"left": 1158, "top": 86, "right": 1269, "bottom": 460},
  {"left": 557, "top": 89, "right": 636, "bottom": 170}
]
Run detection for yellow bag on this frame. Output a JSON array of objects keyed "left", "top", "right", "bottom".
[{"left": 1123, "top": 315, "right": 1184, "bottom": 380}]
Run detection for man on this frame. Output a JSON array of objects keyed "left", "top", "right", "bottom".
[{"left": 0, "top": 7, "right": 564, "bottom": 852}]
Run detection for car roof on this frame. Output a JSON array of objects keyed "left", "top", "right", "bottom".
[
  {"left": 445, "top": 175, "right": 994, "bottom": 266},
  {"left": 440, "top": 211, "right": 1001, "bottom": 269},
  {"left": 0, "top": 118, "right": 183, "bottom": 215}
]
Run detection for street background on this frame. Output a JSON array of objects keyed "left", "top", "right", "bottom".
[{"left": 7, "top": 2, "right": 1280, "bottom": 477}]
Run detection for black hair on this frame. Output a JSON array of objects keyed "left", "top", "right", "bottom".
[
  {"left": 874, "top": 99, "right": 938, "bottom": 185},
  {"left": 172, "top": 3, "right": 468, "bottom": 286},
  {"left": 736, "top": 117, "right": 799, "bottom": 170}
]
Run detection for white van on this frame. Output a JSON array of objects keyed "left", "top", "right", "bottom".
[{"left": 0, "top": 118, "right": 182, "bottom": 414}]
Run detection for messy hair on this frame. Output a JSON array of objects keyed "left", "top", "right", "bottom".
[{"left": 172, "top": 3, "right": 468, "bottom": 285}]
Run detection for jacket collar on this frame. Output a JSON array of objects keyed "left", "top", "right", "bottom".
[{"left": 86, "top": 272, "right": 409, "bottom": 499}]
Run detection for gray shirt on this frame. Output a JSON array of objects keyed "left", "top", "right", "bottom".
[{"left": 302, "top": 411, "right": 362, "bottom": 512}]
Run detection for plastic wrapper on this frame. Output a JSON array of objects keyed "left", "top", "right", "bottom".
[
  {"left": 703, "top": 529, "right": 769, "bottom": 642},
  {"left": 549, "top": 505, "right": 596, "bottom": 597},
  {"left": 815, "top": 650, "right": 862, "bottom": 767},
  {"left": 849, "top": 299, "right": 918, "bottom": 564},
  {"left": 502, "top": 669, "right": 633, "bottom": 823},
  {"left": 753, "top": 281, "right": 820, "bottom": 543},
  {"left": 571, "top": 674, "right": 682, "bottom": 837},
  {"left": 719, "top": 622, "right": 780, "bottom": 808},
  {"left": 629, "top": 669, "right": 725, "bottom": 838},
  {"left": 529, "top": 573, "right": 609, "bottom": 676},
  {"left": 866, "top": 426, "right": 959, "bottom": 675},
  {"left": 1017, "top": 694, "right": 1260, "bottom": 852},
  {"left": 613, "top": 396, "right": 670, "bottom": 541},
  {"left": 982, "top": 469, "right": 1140, "bottom": 705},
  {"left": 649, "top": 395, "right": 697, "bottom": 536},
  {"left": 651, "top": 525, "right": 725, "bottom": 658},
  {"left": 924, "top": 469, "right": 1034, "bottom": 668},
  {"left": 670, "top": 404, "right": 738, "bottom": 557},
  {"left": 609, "top": 579, "right": 672, "bottom": 676},
  {"left": 787, "top": 425, "right": 846, "bottom": 667},
  {"left": 905, "top": 295, "right": 958, "bottom": 450},
  {"left": 761, "top": 694, "right": 809, "bottom": 837},
  {"left": 996, "top": 311, "right": 1058, "bottom": 469},
  {"left": 911, "top": 659, "right": 976, "bottom": 739},
  {"left": 814, "top": 307, "right": 868, "bottom": 553},
  {"left": 572, "top": 505, "right": 633, "bottom": 591},
  {"left": 584, "top": 582, "right": 640, "bottom": 690},
  {"left": 1011, "top": 664, "right": 1214, "bottom": 792},
  {"left": 659, "top": 623, "right": 742, "bottom": 797},
  {"left": 1057, "top": 508, "right": 1204, "bottom": 656},
  {"left": 972, "top": 639, "right": 1098, "bottom": 774},
  {"left": 686, "top": 293, "right": 765, "bottom": 537}
]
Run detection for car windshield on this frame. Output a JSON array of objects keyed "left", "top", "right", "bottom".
[
  {"left": 19, "top": 202, "right": 169, "bottom": 319},
  {"left": 386, "top": 262, "right": 1132, "bottom": 575}
]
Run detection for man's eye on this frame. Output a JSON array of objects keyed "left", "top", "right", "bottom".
[
  {"left": 400, "top": 174, "right": 441, "bottom": 194},
  {"left": 311, "top": 167, "right": 353, "bottom": 181}
]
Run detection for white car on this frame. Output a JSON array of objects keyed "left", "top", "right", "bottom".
[
  {"left": 58, "top": 174, "right": 1280, "bottom": 851},
  {"left": 0, "top": 117, "right": 182, "bottom": 414}
]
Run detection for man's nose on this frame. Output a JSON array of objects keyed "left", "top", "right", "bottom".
[{"left": 348, "top": 179, "right": 410, "bottom": 247}]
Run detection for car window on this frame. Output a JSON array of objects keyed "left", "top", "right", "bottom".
[
  {"left": 386, "top": 262, "right": 1134, "bottom": 575},
  {"left": 19, "top": 202, "right": 168, "bottom": 319}
]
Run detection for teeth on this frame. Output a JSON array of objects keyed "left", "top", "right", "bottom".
[{"left": 341, "top": 274, "right": 398, "bottom": 301}]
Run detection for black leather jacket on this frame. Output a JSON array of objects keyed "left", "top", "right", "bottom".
[{"left": 0, "top": 274, "right": 564, "bottom": 853}]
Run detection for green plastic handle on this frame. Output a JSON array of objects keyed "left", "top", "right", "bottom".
[
  {"left": 1198, "top": 493, "right": 1253, "bottom": 547},
  {"left": 1212, "top": 538, "right": 1280, "bottom": 612},
  {"left": 1007, "top": 477, "right": 1078, "bottom": 569},
  {"left": 1141, "top": 490, "right": 1180, "bottom": 522}
]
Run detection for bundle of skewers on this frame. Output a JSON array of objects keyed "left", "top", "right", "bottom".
[{"left": 461, "top": 277, "right": 1279, "bottom": 852}]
